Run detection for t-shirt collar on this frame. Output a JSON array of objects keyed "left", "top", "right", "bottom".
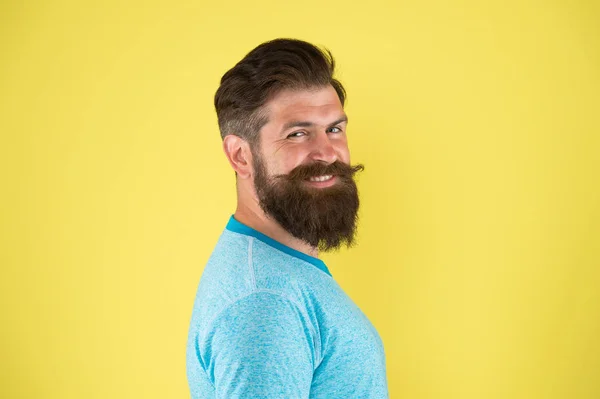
[{"left": 225, "top": 215, "right": 332, "bottom": 277}]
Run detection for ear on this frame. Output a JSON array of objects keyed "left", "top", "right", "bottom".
[{"left": 222, "top": 135, "right": 253, "bottom": 179}]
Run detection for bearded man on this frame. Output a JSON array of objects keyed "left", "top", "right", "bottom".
[{"left": 186, "top": 38, "right": 389, "bottom": 398}]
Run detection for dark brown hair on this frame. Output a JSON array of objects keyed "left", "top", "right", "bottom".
[{"left": 214, "top": 38, "right": 346, "bottom": 144}]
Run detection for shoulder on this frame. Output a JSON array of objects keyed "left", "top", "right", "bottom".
[{"left": 200, "top": 290, "right": 321, "bottom": 370}]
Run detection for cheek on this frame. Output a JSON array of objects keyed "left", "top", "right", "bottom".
[
  {"left": 269, "top": 156, "right": 299, "bottom": 176},
  {"left": 284, "top": 159, "right": 304, "bottom": 174},
  {"left": 337, "top": 144, "right": 351, "bottom": 164},
  {"left": 277, "top": 150, "right": 309, "bottom": 172}
]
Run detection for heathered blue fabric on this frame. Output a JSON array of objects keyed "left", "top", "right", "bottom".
[{"left": 186, "top": 216, "right": 389, "bottom": 398}]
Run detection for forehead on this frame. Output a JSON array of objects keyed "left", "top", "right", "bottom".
[{"left": 263, "top": 85, "right": 344, "bottom": 128}]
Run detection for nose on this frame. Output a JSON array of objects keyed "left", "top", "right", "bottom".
[{"left": 309, "top": 131, "right": 337, "bottom": 164}]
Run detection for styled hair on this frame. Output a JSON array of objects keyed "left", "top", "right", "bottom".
[{"left": 214, "top": 38, "right": 346, "bottom": 144}]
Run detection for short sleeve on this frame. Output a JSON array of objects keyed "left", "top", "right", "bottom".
[{"left": 198, "top": 291, "right": 315, "bottom": 398}]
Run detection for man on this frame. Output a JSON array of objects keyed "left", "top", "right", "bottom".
[{"left": 186, "top": 38, "right": 388, "bottom": 398}]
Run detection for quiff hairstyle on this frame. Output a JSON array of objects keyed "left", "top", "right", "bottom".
[{"left": 214, "top": 38, "right": 346, "bottom": 145}]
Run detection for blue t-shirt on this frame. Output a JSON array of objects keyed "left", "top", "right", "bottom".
[{"left": 186, "top": 216, "right": 389, "bottom": 398}]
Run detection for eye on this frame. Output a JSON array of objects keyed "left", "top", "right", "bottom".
[
  {"left": 327, "top": 126, "right": 342, "bottom": 134},
  {"left": 287, "top": 131, "right": 306, "bottom": 138}
]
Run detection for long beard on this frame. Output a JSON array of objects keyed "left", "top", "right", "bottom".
[{"left": 253, "top": 155, "right": 364, "bottom": 251}]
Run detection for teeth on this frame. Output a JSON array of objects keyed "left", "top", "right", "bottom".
[{"left": 309, "top": 175, "right": 333, "bottom": 182}]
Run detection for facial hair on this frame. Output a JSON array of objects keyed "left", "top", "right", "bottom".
[{"left": 253, "top": 154, "right": 364, "bottom": 252}]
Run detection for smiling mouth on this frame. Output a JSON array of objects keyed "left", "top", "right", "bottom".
[{"left": 307, "top": 175, "right": 334, "bottom": 182}]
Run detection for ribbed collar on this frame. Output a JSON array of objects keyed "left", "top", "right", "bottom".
[{"left": 225, "top": 215, "right": 332, "bottom": 277}]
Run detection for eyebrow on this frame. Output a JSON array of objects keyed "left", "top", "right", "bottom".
[{"left": 280, "top": 115, "right": 348, "bottom": 134}]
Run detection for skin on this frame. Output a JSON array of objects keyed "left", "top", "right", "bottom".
[{"left": 222, "top": 85, "right": 351, "bottom": 258}]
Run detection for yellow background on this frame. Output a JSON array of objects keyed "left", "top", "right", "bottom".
[{"left": 1, "top": 0, "right": 599, "bottom": 397}]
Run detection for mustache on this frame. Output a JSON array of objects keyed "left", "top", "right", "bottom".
[{"left": 274, "top": 161, "right": 365, "bottom": 182}]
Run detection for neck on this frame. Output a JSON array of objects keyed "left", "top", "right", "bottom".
[{"left": 233, "top": 203, "right": 319, "bottom": 258}]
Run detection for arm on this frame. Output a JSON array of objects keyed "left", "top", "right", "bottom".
[{"left": 198, "top": 290, "right": 315, "bottom": 398}]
